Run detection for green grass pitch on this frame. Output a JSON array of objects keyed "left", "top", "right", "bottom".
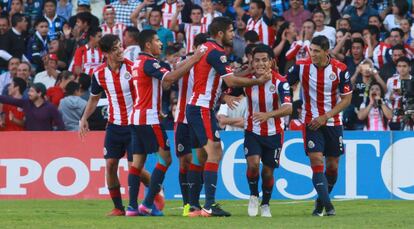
[{"left": 1, "top": 200, "right": 413, "bottom": 228}]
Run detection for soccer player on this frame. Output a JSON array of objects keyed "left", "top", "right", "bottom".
[
  {"left": 79, "top": 34, "right": 153, "bottom": 216},
  {"left": 287, "top": 35, "right": 352, "bottom": 216},
  {"left": 186, "top": 16, "right": 270, "bottom": 217},
  {"left": 128, "top": 29, "right": 205, "bottom": 216},
  {"left": 174, "top": 33, "right": 209, "bottom": 216},
  {"left": 244, "top": 44, "right": 292, "bottom": 217},
  {"left": 101, "top": 5, "right": 126, "bottom": 44}
]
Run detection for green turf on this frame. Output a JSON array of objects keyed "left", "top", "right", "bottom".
[{"left": 0, "top": 200, "right": 413, "bottom": 228}]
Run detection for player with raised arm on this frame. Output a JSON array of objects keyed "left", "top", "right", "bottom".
[{"left": 287, "top": 35, "right": 352, "bottom": 216}]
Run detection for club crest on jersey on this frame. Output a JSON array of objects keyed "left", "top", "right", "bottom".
[
  {"left": 124, "top": 72, "right": 131, "bottom": 80},
  {"left": 269, "top": 84, "right": 276, "bottom": 93},
  {"left": 220, "top": 56, "right": 227, "bottom": 63},
  {"left": 308, "top": 140, "right": 315, "bottom": 149},
  {"left": 177, "top": 144, "right": 184, "bottom": 152},
  {"left": 329, "top": 73, "right": 337, "bottom": 81},
  {"left": 215, "top": 130, "right": 220, "bottom": 139},
  {"left": 283, "top": 82, "right": 290, "bottom": 91},
  {"left": 153, "top": 62, "right": 161, "bottom": 69},
  {"left": 244, "top": 147, "right": 248, "bottom": 155},
  {"left": 55, "top": 22, "right": 61, "bottom": 27}
]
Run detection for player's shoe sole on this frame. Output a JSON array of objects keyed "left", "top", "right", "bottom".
[{"left": 106, "top": 208, "right": 125, "bottom": 216}]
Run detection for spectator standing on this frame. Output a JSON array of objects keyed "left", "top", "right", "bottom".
[
  {"left": 123, "top": 27, "right": 141, "bottom": 61},
  {"left": 317, "top": 0, "right": 340, "bottom": 28},
  {"left": 42, "top": 0, "right": 67, "bottom": 40},
  {"left": 56, "top": 0, "right": 73, "bottom": 21},
  {"left": 363, "top": 25, "right": 390, "bottom": 69},
  {"left": 0, "top": 77, "right": 26, "bottom": 131},
  {"left": 282, "top": 0, "right": 312, "bottom": 34},
  {"left": 46, "top": 70, "right": 75, "bottom": 107},
  {"left": 286, "top": 19, "right": 315, "bottom": 61},
  {"left": 379, "top": 44, "right": 406, "bottom": 82},
  {"left": 0, "top": 57, "right": 20, "bottom": 94},
  {"left": 59, "top": 81, "right": 87, "bottom": 131},
  {"left": 33, "top": 53, "right": 60, "bottom": 89},
  {"left": 101, "top": 5, "right": 126, "bottom": 44},
  {"left": 111, "top": 0, "right": 140, "bottom": 27},
  {"left": 1, "top": 13, "right": 29, "bottom": 60},
  {"left": 343, "top": 0, "right": 378, "bottom": 32},
  {"left": 27, "top": 17, "right": 49, "bottom": 73},
  {"left": 383, "top": 0, "right": 409, "bottom": 32},
  {"left": 312, "top": 10, "right": 336, "bottom": 49}
]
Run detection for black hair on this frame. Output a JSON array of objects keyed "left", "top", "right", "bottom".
[
  {"left": 55, "top": 71, "right": 73, "bottom": 86},
  {"left": 252, "top": 44, "right": 274, "bottom": 59},
  {"left": 275, "top": 21, "right": 290, "bottom": 46},
  {"left": 124, "top": 26, "right": 140, "bottom": 43},
  {"left": 150, "top": 8, "right": 163, "bottom": 16},
  {"left": 191, "top": 4, "right": 204, "bottom": 15},
  {"left": 193, "top": 33, "right": 209, "bottom": 48},
  {"left": 165, "top": 45, "right": 179, "bottom": 56},
  {"left": 312, "top": 9, "right": 325, "bottom": 18},
  {"left": 76, "top": 12, "right": 92, "bottom": 26},
  {"left": 65, "top": 81, "right": 80, "bottom": 96},
  {"left": 78, "top": 73, "right": 91, "bottom": 91},
  {"left": 337, "top": 28, "right": 349, "bottom": 35},
  {"left": 43, "top": 0, "right": 57, "bottom": 7},
  {"left": 351, "top": 37, "right": 365, "bottom": 47},
  {"left": 368, "top": 15, "right": 381, "bottom": 23},
  {"left": 394, "top": 0, "right": 409, "bottom": 17},
  {"left": 390, "top": 27, "right": 404, "bottom": 38},
  {"left": 303, "top": 18, "right": 316, "bottom": 30},
  {"left": 138, "top": 29, "right": 157, "bottom": 50},
  {"left": 11, "top": 13, "right": 25, "bottom": 27},
  {"left": 396, "top": 56, "right": 411, "bottom": 65},
  {"left": 392, "top": 44, "right": 407, "bottom": 54},
  {"left": 12, "top": 77, "right": 27, "bottom": 95},
  {"left": 245, "top": 43, "right": 257, "bottom": 56},
  {"left": 311, "top": 35, "right": 330, "bottom": 51},
  {"left": 244, "top": 30, "right": 259, "bottom": 43},
  {"left": 99, "top": 34, "right": 120, "bottom": 53},
  {"left": 0, "top": 15, "right": 9, "bottom": 24},
  {"left": 34, "top": 17, "right": 49, "bottom": 28},
  {"left": 368, "top": 81, "right": 384, "bottom": 97},
  {"left": 209, "top": 16, "right": 233, "bottom": 36},
  {"left": 250, "top": 0, "right": 265, "bottom": 11},
  {"left": 87, "top": 26, "right": 102, "bottom": 39},
  {"left": 364, "top": 25, "right": 380, "bottom": 41}
]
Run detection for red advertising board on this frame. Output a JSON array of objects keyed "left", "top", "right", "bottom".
[{"left": 0, "top": 132, "right": 143, "bottom": 199}]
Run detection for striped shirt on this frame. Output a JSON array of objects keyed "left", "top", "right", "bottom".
[
  {"left": 101, "top": 22, "right": 126, "bottom": 44},
  {"left": 245, "top": 71, "right": 291, "bottom": 136},
  {"left": 175, "top": 67, "right": 194, "bottom": 124},
  {"left": 287, "top": 57, "right": 353, "bottom": 126},
  {"left": 246, "top": 15, "right": 275, "bottom": 46},
  {"left": 162, "top": 2, "right": 181, "bottom": 29},
  {"left": 180, "top": 23, "right": 207, "bottom": 53},
  {"left": 359, "top": 101, "right": 389, "bottom": 131},
  {"left": 70, "top": 45, "right": 104, "bottom": 76},
  {"left": 90, "top": 59, "right": 135, "bottom": 126},
  {"left": 286, "top": 40, "right": 311, "bottom": 61},
  {"left": 364, "top": 42, "right": 390, "bottom": 69}
]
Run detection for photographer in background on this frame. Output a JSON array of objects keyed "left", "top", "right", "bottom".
[
  {"left": 385, "top": 57, "right": 411, "bottom": 130},
  {"left": 357, "top": 82, "right": 392, "bottom": 131}
]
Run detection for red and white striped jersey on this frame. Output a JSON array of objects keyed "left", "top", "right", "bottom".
[
  {"left": 130, "top": 53, "right": 170, "bottom": 125},
  {"left": 70, "top": 45, "right": 104, "bottom": 76},
  {"left": 90, "top": 59, "right": 135, "bottom": 126},
  {"left": 404, "top": 44, "right": 414, "bottom": 59},
  {"left": 364, "top": 42, "right": 390, "bottom": 69},
  {"left": 287, "top": 57, "right": 353, "bottom": 126},
  {"left": 359, "top": 101, "right": 389, "bottom": 131},
  {"left": 175, "top": 67, "right": 194, "bottom": 124},
  {"left": 286, "top": 40, "right": 311, "bottom": 61},
  {"left": 181, "top": 23, "right": 207, "bottom": 53},
  {"left": 245, "top": 71, "right": 292, "bottom": 136},
  {"left": 189, "top": 40, "right": 233, "bottom": 109},
  {"left": 246, "top": 15, "right": 275, "bottom": 46},
  {"left": 101, "top": 22, "right": 126, "bottom": 44},
  {"left": 385, "top": 74, "right": 409, "bottom": 123},
  {"left": 162, "top": 2, "right": 181, "bottom": 29},
  {"left": 201, "top": 11, "right": 221, "bottom": 28},
  {"left": 123, "top": 45, "right": 141, "bottom": 61}
]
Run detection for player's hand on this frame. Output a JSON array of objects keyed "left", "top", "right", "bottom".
[
  {"left": 192, "top": 45, "right": 207, "bottom": 62},
  {"left": 253, "top": 112, "right": 270, "bottom": 124},
  {"left": 177, "top": 1, "right": 185, "bottom": 11},
  {"left": 308, "top": 114, "right": 328, "bottom": 130},
  {"left": 63, "top": 23, "right": 72, "bottom": 38},
  {"left": 8, "top": 112, "right": 14, "bottom": 121},
  {"left": 223, "top": 95, "right": 242, "bottom": 110},
  {"left": 143, "top": 0, "right": 155, "bottom": 6},
  {"left": 79, "top": 118, "right": 89, "bottom": 140},
  {"left": 257, "top": 71, "right": 272, "bottom": 84}
]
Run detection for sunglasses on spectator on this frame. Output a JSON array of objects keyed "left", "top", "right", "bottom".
[{"left": 320, "top": 0, "right": 330, "bottom": 4}]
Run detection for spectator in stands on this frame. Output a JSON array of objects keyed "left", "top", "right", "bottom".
[
  {"left": 68, "top": 1, "right": 99, "bottom": 29},
  {"left": 331, "top": 29, "right": 351, "bottom": 61},
  {"left": 8, "top": 0, "right": 25, "bottom": 24},
  {"left": 343, "top": 38, "right": 365, "bottom": 76},
  {"left": 48, "top": 37, "right": 69, "bottom": 71},
  {"left": 14, "top": 61, "right": 32, "bottom": 98},
  {"left": 400, "top": 18, "right": 412, "bottom": 45},
  {"left": 101, "top": 5, "right": 126, "bottom": 44},
  {"left": 379, "top": 44, "right": 406, "bottom": 82},
  {"left": 71, "top": 27, "right": 103, "bottom": 77},
  {"left": 363, "top": 25, "right": 390, "bottom": 70},
  {"left": 273, "top": 21, "right": 296, "bottom": 75},
  {"left": 389, "top": 28, "right": 414, "bottom": 59},
  {"left": 0, "top": 57, "right": 20, "bottom": 94},
  {"left": 213, "top": 0, "right": 235, "bottom": 20},
  {"left": 46, "top": 70, "right": 75, "bottom": 107},
  {"left": 1, "top": 13, "right": 28, "bottom": 60},
  {"left": 59, "top": 81, "right": 87, "bottom": 131},
  {"left": 282, "top": 0, "right": 311, "bottom": 34},
  {"left": 312, "top": 10, "right": 336, "bottom": 49},
  {"left": 357, "top": 82, "right": 392, "bottom": 131},
  {"left": 286, "top": 19, "right": 315, "bottom": 61},
  {"left": 201, "top": 0, "right": 222, "bottom": 28},
  {"left": 24, "top": 0, "right": 43, "bottom": 26},
  {"left": 0, "top": 77, "right": 26, "bottom": 131},
  {"left": 33, "top": 53, "right": 60, "bottom": 89},
  {"left": 316, "top": 0, "right": 341, "bottom": 28},
  {"left": 111, "top": 0, "right": 139, "bottom": 27},
  {"left": 343, "top": 0, "right": 378, "bottom": 32},
  {"left": 75, "top": 12, "right": 94, "bottom": 46},
  {"left": 56, "top": 0, "right": 73, "bottom": 21},
  {"left": 217, "top": 88, "right": 246, "bottom": 131},
  {"left": 27, "top": 17, "right": 49, "bottom": 73},
  {"left": 383, "top": 0, "right": 409, "bottom": 32},
  {"left": 78, "top": 73, "right": 91, "bottom": 101},
  {"left": 42, "top": 0, "right": 66, "bottom": 40},
  {"left": 0, "top": 82, "right": 65, "bottom": 130},
  {"left": 234, "top": 0, "right": 274, "bottom": 46},
  {"left": 336, "top": 17, "right": 351, "bottom": 31},
  {"left": 233, "top": 15, "right": 248, "bottom": 59},
  {"left": 368, "top": 15, "right": 387, "bottom": 41},
  {"left": 0, "top": 15, "right": 10, "bottom": 72}
]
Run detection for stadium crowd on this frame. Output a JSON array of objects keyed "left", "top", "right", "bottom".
[{"left": 0, "top": 0, "right": 413, "bottom": 132}]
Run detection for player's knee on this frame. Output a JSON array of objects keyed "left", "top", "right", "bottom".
[
  {"left": 247, "top": 164, "right": 260, "bottom": 175},
  {"left": 261, "top": 166, "right": 274, "bottom": 180}
]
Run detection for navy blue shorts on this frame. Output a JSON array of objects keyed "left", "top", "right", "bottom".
[
  {"left": 186, "top": 105, "right": 220, "bottom": 148},
  {"left": 104, "top": 124, "right": 132, "bottom": 161},
  {"left": 130, "top": 124, "right": 170, "bottom": 154},
  {"left": 174, "top": 122, "right": 192, "bottom": 157},
  {"left": 244, "top": 131, "right": 282, "bottom": 168},
  {"left": 302, "top": 125, "right": 344, "bottom": 157}
]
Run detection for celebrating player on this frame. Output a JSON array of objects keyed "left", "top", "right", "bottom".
[
  {"left": 128, "top": 29, "right": 205, "bottom": 216},
  {"left": 185, "top": 16, "right": 270, "bottom": 217},
  {"left": 287, "top": 35, "right": 352, "bottom": 216},
  {"left": 79, "top": 34, "right": 155, "bottom": 216},
  {"left": 244, "top": 44, "right": 292, "bottom": 217}
]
